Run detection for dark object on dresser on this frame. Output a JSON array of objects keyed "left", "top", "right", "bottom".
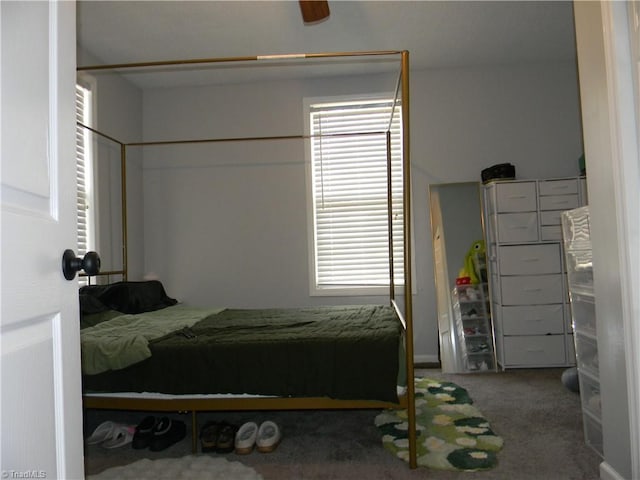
[{"left": 481, "top": 163, "right": 516, "bottom": 184}]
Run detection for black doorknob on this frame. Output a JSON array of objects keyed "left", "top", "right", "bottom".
[{"left": 62, "top": 249, "right": 101, "bottom": 280}]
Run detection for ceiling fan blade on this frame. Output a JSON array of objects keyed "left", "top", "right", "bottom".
[{"left": 299, "top": 1, "right": 330, "bottom": 24}]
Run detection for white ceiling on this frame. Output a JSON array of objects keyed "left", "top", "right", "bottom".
[{"left": 76, "top": 1, "right": 577, "bottom": 88}]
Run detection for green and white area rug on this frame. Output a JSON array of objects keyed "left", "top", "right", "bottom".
[{"left": 375, "top": 377, "right": 504, "bottom": 471}]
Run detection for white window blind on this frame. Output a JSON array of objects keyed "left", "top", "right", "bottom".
[
  {"left": 75, "top": 83, "right": 94, "bottom": 280},
  {"left": 309, "top": 98, "right": 404, "bottom": 290}
]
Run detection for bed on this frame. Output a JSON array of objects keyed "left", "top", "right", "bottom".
[
  {"left": 81, "top": 280, "right": 405, "bottom": 403},
  {"left": 78, "top": 50, "right": 418, "bottom": 467}
]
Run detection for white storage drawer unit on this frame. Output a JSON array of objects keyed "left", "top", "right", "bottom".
[
  {"left": 540, "top": 225, "right": 563, "bottom": 241},
  {"left": 493, "top": 181, "right": 537, "bottom": 212},
  {"left": 501, "top": 305, "right": 564, "bottom": 335},
  {"left": 483, "top": 177, "right": 587, "bottom": 369},
  {"left": 562, "top": 206, "right": 602, "bottom": 458},
  {"left": 494, "top": 213, "right": 539, "bottom": 243},
  {"left": 538, "top": 179, "right": 580, "bottom": 241},
  {"left": 539, "top": 178, "right": 579, "bottom": 196},
  {"left": 502, "top": 335, "right": 566, "bottom": 366},
  {"left": 539, "top": 194, "right": 580, "bottom": 211},
  {"left": 540, "top": 210, "right": 563, "bottom": 225},
  {"left": 500, "top": 274, "right": 564, "bottom": 305},
  {"left": 451, "top": 280, "right": 497, "bottom": 373},
  {"left": 498, "top": 244, "right": 560, "bottom": 275}
]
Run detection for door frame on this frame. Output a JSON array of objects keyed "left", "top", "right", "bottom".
[{"left": 574, "top": 1, "right": 640, "bottom": 478}]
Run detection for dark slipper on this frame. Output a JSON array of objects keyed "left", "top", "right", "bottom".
[
  {"left": 216, "top": 422, "right": 238, "bottom": 454},
  {"left": 200, "top": 421, "right": 221, "bottom": 453},
  {"left": 149, "top": 417, "right": 187, "bottom": 452},
  {"left": 132, "top": 415, "right": 157, "bottom": 450}
]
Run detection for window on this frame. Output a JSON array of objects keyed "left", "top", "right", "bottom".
[
  {"left": 75, "top": 81, "right": 96, "bottom": 283},
  {"left": 307, "top": 97, "right": 404, "bottom": 294}
]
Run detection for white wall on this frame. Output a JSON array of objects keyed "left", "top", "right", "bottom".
[
  {"left": 142, "top": 60, "right": 583, "bottom": 361},
  {"left": 77, "top": 49, "right": 144, "bottom": 281}
]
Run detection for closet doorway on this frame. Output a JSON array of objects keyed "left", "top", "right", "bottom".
[{"left": 429, "top": 182, "right": 486, "bottom": 372}]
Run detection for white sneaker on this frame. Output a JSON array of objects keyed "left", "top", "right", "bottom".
[
  {"left": 86, "top": 421, "right": 118, "bottom": 445},
  {"left": 256, "top": 421, "right": 281, "bottom": 453},
  {"left": 234, "top": 421, "right": 258, "bottom": 454}
]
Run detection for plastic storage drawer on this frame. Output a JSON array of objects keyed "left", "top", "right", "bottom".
[
  {"left": 564, "top": 250, "right": 594, "bottom": 295},
  {"left": 575, "top": 332, "right": 599, "bottom": 377},
  {"left": 579, "top": 371, "right": 601, "bottom": 418},
  {"left": 569, "top": 293, "right": 596, "bottom": 336},
  {"left": 583, "top": 411, "right": 604, "bottom": 457}
]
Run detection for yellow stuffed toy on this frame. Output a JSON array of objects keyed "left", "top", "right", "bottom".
[{"left": 464, "top": 240, "right": 486, "bottom": 284}]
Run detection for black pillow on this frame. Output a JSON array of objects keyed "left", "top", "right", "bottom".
[
  {"left": 79, "top": 280, "right": 177, "bottom": 315},
  {"left": 79, "top": 292, "right": 110, "bottom": 315}
]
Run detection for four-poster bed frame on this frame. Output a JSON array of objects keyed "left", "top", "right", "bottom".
[{"left": 78, "top": 50, "right": 417, "bottom": 468}]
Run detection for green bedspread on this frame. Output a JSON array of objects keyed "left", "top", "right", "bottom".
[
  {"left": 82, "top": 304, "right": 403, "bottom": 402},
  {"left": 81, "top": 305, "right": 223, "bottom": 375}
]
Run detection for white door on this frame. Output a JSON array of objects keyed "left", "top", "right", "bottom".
[{"left": 1, "top": 2, "right": 84, "bottom": 479}]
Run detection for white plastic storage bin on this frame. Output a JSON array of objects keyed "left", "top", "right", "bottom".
[
  {"left": 578, "top": 371, "right": 602, "bottom": 418},
  {"left": 583, "top": 411, "right": 604, "bottom": 457},
  {"left": 451, "top": 282, "right": 497, "bottom": 373},
  {"left": 561, "top": 205, "right": 592, "bottom": 250},
  {"left": 562, "top": 205, "right": 603, "bottom": 459},
  {"left": 570, "top": 293, "right": 596, "bottom": 337},
  {"left": 564, "top": 249, "right": 594, "bottom": 295},
  {"left": 575, "top": 332, "right": 599, "bottom": 377}
]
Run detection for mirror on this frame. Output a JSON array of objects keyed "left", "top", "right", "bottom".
[{"left": 429, "top": 182, "right": 486, "bottom": 373}]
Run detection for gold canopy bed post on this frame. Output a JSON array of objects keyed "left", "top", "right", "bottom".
[
  {"left": 385, "top": 49, "right": 416, "bottom": 469},
  {"left": 120, "top": 143, "right": 128, "bottom": 281},
  {"left": 400, "top": 49, "right": 417, "bottom": 470},
  {"left": 78, "top": 50, "right": 417, "bottom": 469}
]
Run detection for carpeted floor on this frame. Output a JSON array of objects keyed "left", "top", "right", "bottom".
[{"left": 83, "top": 368, "right": 602, "bottom": 480}]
